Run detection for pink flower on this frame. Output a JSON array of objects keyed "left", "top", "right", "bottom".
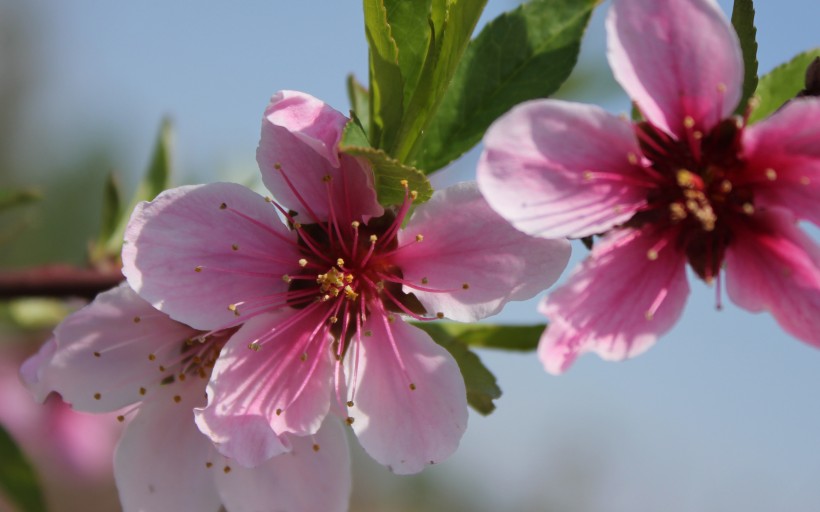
[
  {"left": 23, "top": 284, "right": 351, "bottom": 512},
  {"left": 477, "top": 0, "right": 820, "bottom": 373},
  {"left": 122, "top": 90, "right": 571, "bottom": 473}
]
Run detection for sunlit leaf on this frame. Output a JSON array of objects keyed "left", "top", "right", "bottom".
[
  {"left": 384, "top": 0, "right": 434, "bottom": 106},
  {"left": 417, "top": 322, "right": 502, "bottom": 415},
  {"left": 340, "top": 119, "right": 433, "bottom": 207},
  {"left": 0, "top": 425, "right": 46, "bottom": 512},
  {"left": 346, "top": 74, "right": 371, "bottom": 137},
  {"left": 749, "top": 48, "right": 820, "bottom": 123},
  {"left": 412, "top": 0, "right": 597, "bottom": 173},
  {"left": 0, "top": 188, "right": 40, "bottom": 211},
  {"left": 731, "top": 0, "right": 758, "bottom": 115},
  {"left": 419, "top": 322, "right": 545, "bottom": 351}
]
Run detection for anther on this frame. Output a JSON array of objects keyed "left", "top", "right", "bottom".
[
  {"left": 400, "top": 179, "right": 409, "bottom": 188},
  {"left": 647, "top": 249, "right": 659, "bottom": 261},
  {"left": 133, "top": 316, "right": 141, "bottom": 323},
  {"left": 410, "top": 190, "right": 418, "bottom": 200},
  {"left": 369, "top": 234, "right": 377, "bottom": 243},
  {"left": 117, "top": 415, "right": 125, "bottom": 422},
  {"left": 387, "top": 314, "right": 395, "bottom": 323},
  {"left": 148, "top": 354, "right": 156, "bottom": 361},
  {"left": 645, "top": 311, "right": 654, "bottom": 321},
  {"left": 462, "top": 283, "right": 470, "bottom": 290},
  {"left": 158, "top": 365, "right": 166, "bottom": 372},
  {"left": 231, "top": 244, "right": 239, "bottom": 251},
  {"left": 94, "top": 393, "right": 101, "bottom": 400},
  {"left": 173, "top": 395, "right": 182, "bottom": 403},
  {"left": 421, "top": 277, "right": 429, "bottom": 284},
  {"left": 627, "top": 152, "right": 639, "bottom": 165},
  {"left": 716, "top": 82, "right": 727, "bottom": 93},
  {"left": 582, "top": 171, "right": 593, "bottom": 182},
  {"left": 93, "top": 351, "right": 101, "bottom": 358},
  {"left": 248, "top": 342, "right": 261, "bottom": 352},
  {"left": 683, "top": 116, "right": 695, "bottom": 129},
  {"left": 300, "top": 352, "right": 308, "bottom": 362},
  {"left": 219, "top": 202, "right": 227, "bottom": 210},
  {"left": 329, "top": 316, "right": 338, "bottom": 324},
  {"left": 351, "top": 220, "right": 360, "bottom": 229},
  {"left": 298, "top": 258, "right": 308, "bottom": 267},
  {"left": 415, "top": 234, "right": 424, "bottom": 242},
  {"left": 719, "top": 180, "right": 732, "bottom": 193},
  {"left": 765, "top": 168, "right": 777, "bottom": 181},
  {"left": 322, "top": 175, "right": 332, "bottom": 183},
  {"left": 337, "top": 258, "right": 345, "bottom": 267},
  {"left": 312, "top": 444, "right": 320, "bottom": 452},
  {"left": 742, "top": 203, "right": 755, "bottom": 215},
  {"left": 293, "top": 222, "right": 302, "bottom": 230},
  {"left": 139, "top": 387, "right": 146, "bottom": 396},
  {"left": 364, "top": 330, "right": 373, "bottom": 337},
  {"left": 346, "top": 416, "right": 355, "bottom": 425},
  {"left": 409, "top": 383, "right": 417, "bottom": 391},
  {"left": 274, "top": 162, "right": 282, "bottom": 170},
  {"left": 194, "top": 266, "right": 203, "bottom": 272},
  {"left": 692, "top": 131, "right": 703, "bottom": 140},
  {"left": 223, "top": 466, "right": 231, "bottom": 474},
  {"left": 346, "top": 400, "right": 354, "bottom": 407},
  {"left": 264, "top": 196, "right": 272, "bottom": 202},
  {"left": 801, "top": 176, "right": 811, "bottom": 185},
  {"left": 275, "top": 408, "right": 282, "bottom": 416},
  {"left": 282, "top": 274, "right": 292, "bottom": 283},
  {"left": 206, "top": 462, "right": 213, "bottom": 468},
  {"left": 436, "top": 312, "right": 444, "bottom": 319}
]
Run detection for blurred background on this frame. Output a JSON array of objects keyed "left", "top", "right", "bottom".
[{"left": 1, "top": 0, "right": 818, "bottom": 510}]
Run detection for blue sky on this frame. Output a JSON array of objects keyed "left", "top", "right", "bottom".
[{"left": 4, "top": 0, "right": 820, "bottom": 510}]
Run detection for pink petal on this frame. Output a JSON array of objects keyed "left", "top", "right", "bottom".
[
  {"left": 20, "top": 337, "right": 57, "bottom": 403},
  {"left": 477, "top": 99, "right": 650, "bottom": 239},
  {"left": 393, "top": 182, "right": 571, "bottom": 322},
  {"left": 725, "top": 211, "right": 820, "bottom": 346},
  {"left": 195, "top": 309, "right": 334, "bottom": 467},
  {"left": 607, "top": 0, "right": 743, "bottom": 136},
  {"left": 37, "top": 285, "right": 199, "bottom": 412},
  {"left": 742, "top": 98, "right": 820, "bottom": 226},
  {"left": 539, "top": 228, "right": 690, "bottom": 374},
  {"left": 214, "top": 419, "right": 351, "bottom": 512},
  {"left": 123, "top": 182, "right": 299, "bottom": 331},
  {"left": 114, "top": 378, "right": 222, "bottom": 512},
  {"left": 348, "top": 315, "right": 468, "bottom": 474},
  {"left": 257, "top": 90, "right": 382, "bottom": 223}
]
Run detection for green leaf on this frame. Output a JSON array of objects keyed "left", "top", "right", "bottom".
[
  {"left": 392, "top": 0, "right": 487, "bottom": 163},
  {"left": 418, "top": 322, "right": 545, "bottom": 351},
  {"left": 731, "top": 0, "right": 758, "bottom": 115},
  {"left": 0, "top": 188, "right": 40, "bottom": 211},
  {"left": 364, "top": 0, "right": 405, "bottom": 148},
  {"left": 340, "top": 119, "right": 433, "bottom": 206},
  {"left": 90, "top": 172, "right": 124, "bottom": 264},
  {"left": 384, "top": 0, "right": 434, "bottom": 107},
  {"left": 346, "top": 74, "right": 371, "bottom": 137},
  {"left": 105, "top": 119, "right": 174, "bottom": 255},
  {"left": 0, "top": 424, "right": 46, "bottom": 512},
  {"left": 750, "top": 48, "right": 820, "bottom": 123},
  {"left": 416, "top": 322, "right": 502, "bottom": 415},
  {"left": 412, "top": 0, "right": 598, "bottom": 173}
]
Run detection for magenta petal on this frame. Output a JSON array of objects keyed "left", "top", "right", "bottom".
[
  {"left": 114, "top": 379, "right": 221, "bottom": 512},
  {"left": 742, "top": 98, "right": 820, "bottom": 226},
  {"left": 349, "top": 316, "right": 468, "bottom": 474},
  {"left": 123, "top": 182, "right": 299, "bottom": 331},
  {"left": 607, "top": 0, "right": 743, "bottom": 136},
  {"left": 725, "top": 211, "right": 820, "bottom": 346},
  {"left": 539, "top": 228, "right": 690, "bottom": 374},
  {"left": 40, "top": 285, "right": 198, "bottom": 412},
  {"left": 257, "top": 90, "right": 382, "bottom": 223},
  {"left": 195, "top": 309, "right": 334, "bottom": 467},
  {"left": 394, "top": 182, "right": 571, "bottom": 322},
  {"left": 478, "top": 99, "right": 649, "bottom": 239},
  {"left": 215, "top": 419, "right": 351, "bottom": 512}
]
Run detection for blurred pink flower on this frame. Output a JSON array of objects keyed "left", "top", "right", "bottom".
[
  {"left": 23, "top": 284, "right": 351, "bottom": 512},
  {"left": 478, "top": 0, "right": 820, "bottom": 373},
  {"left": 0, "top": 346, "right": 118, "bottom": 482},
  {"left": 122, "top": 90, "right": 571, "bottom": 473}
]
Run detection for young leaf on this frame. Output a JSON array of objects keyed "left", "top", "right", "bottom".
[
  {"left": 91, "top": 172, "right": 124, "bottom": 263},
  {"left": 749, "top": 48, "right": 820, "bottom": 123},
  {"left": 392, "top": 0, "right": 488, "bottom": 163},
  {"left": 0, "top": 424, "right": 47, "bottom": 512},
  {"left": 363, "top": 0, "right": 405, "bottom": 148},
  {"left": 731, "top": 0, "right": 758, "bottom": 115},
  {"left": 384, "top": 0, "right": 434, "bottom": 106},
  {"left": 341, "top": 119, "right": 433, "bottom": 206},
  {"left": 417, "top": 322, "right": 502, "bottom": 415},
  {"left": 346, "top": 74, "right": 371, "bottom": 136},
  {"left": 417, "top": 322, "right": 545, "bottom": 351},
  {"left": 412, "top": 0, "right": 598, "bottom": 173},
  {"left": 0, "top": 188, "right": 40, "bottom": 211}
]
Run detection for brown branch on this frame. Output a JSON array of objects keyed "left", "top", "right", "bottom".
[{"left": 0, "top": 264, "right": 124, "bottom": 300}]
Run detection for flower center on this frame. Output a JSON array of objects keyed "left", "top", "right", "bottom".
[{"left": 316, "top": 264, "right": 358, "bottom": 301}]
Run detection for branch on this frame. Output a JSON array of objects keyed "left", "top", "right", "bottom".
[{"left": 0, "top": 265, "right": 124, "bottom": 300}]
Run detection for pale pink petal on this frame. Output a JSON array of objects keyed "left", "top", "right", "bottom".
[
  {"left": 393, "top": 182, "right": 571, "bottom": 322},
  {"left": 607, "top": 0, "right": 743, "bottom": 136},
  {"left": 123, "top": 182, "right": 300, "bottom": 331},
  {"left": 539, "top": 228, "right": 690, "bottom": 374},
  {"left": 742, "top": 98, "right": 820, "bottom": 226},
  {"left": 348, "top": 315, "right": 468, "bottom": 474},
  {"left": 477, "top": 100, "right": 650, "bottom": 239},
  {"left": 114, "top": 378, "right": 221, "bottom": 512},
  {"left": 214, "top": 419, "right": 351, "bottom": 512},
  {"left": 725, "top": 211, "right": 820, "bottom": 346},
  {"left": 257, "top": 90, "right": 382, "bottom": 223},
  {"left": 37, "top": 285, "right": 198, "bottom": 412},
  {"left": 195, "top": 309, "right": 334, "bottom": 467},
  {"left": 20, "top": 337, "right": 57, "bottom": 403}
]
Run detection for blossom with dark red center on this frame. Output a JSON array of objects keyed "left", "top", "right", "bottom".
[
  {"left": 22, "top": 284, "right": 351, "bottom": 512},
  {"left": 122, "top": 90, "right": 571, "bottom": 473},
  {"left": 477, "top": 0, "right": 820, "bottom": 373}
]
